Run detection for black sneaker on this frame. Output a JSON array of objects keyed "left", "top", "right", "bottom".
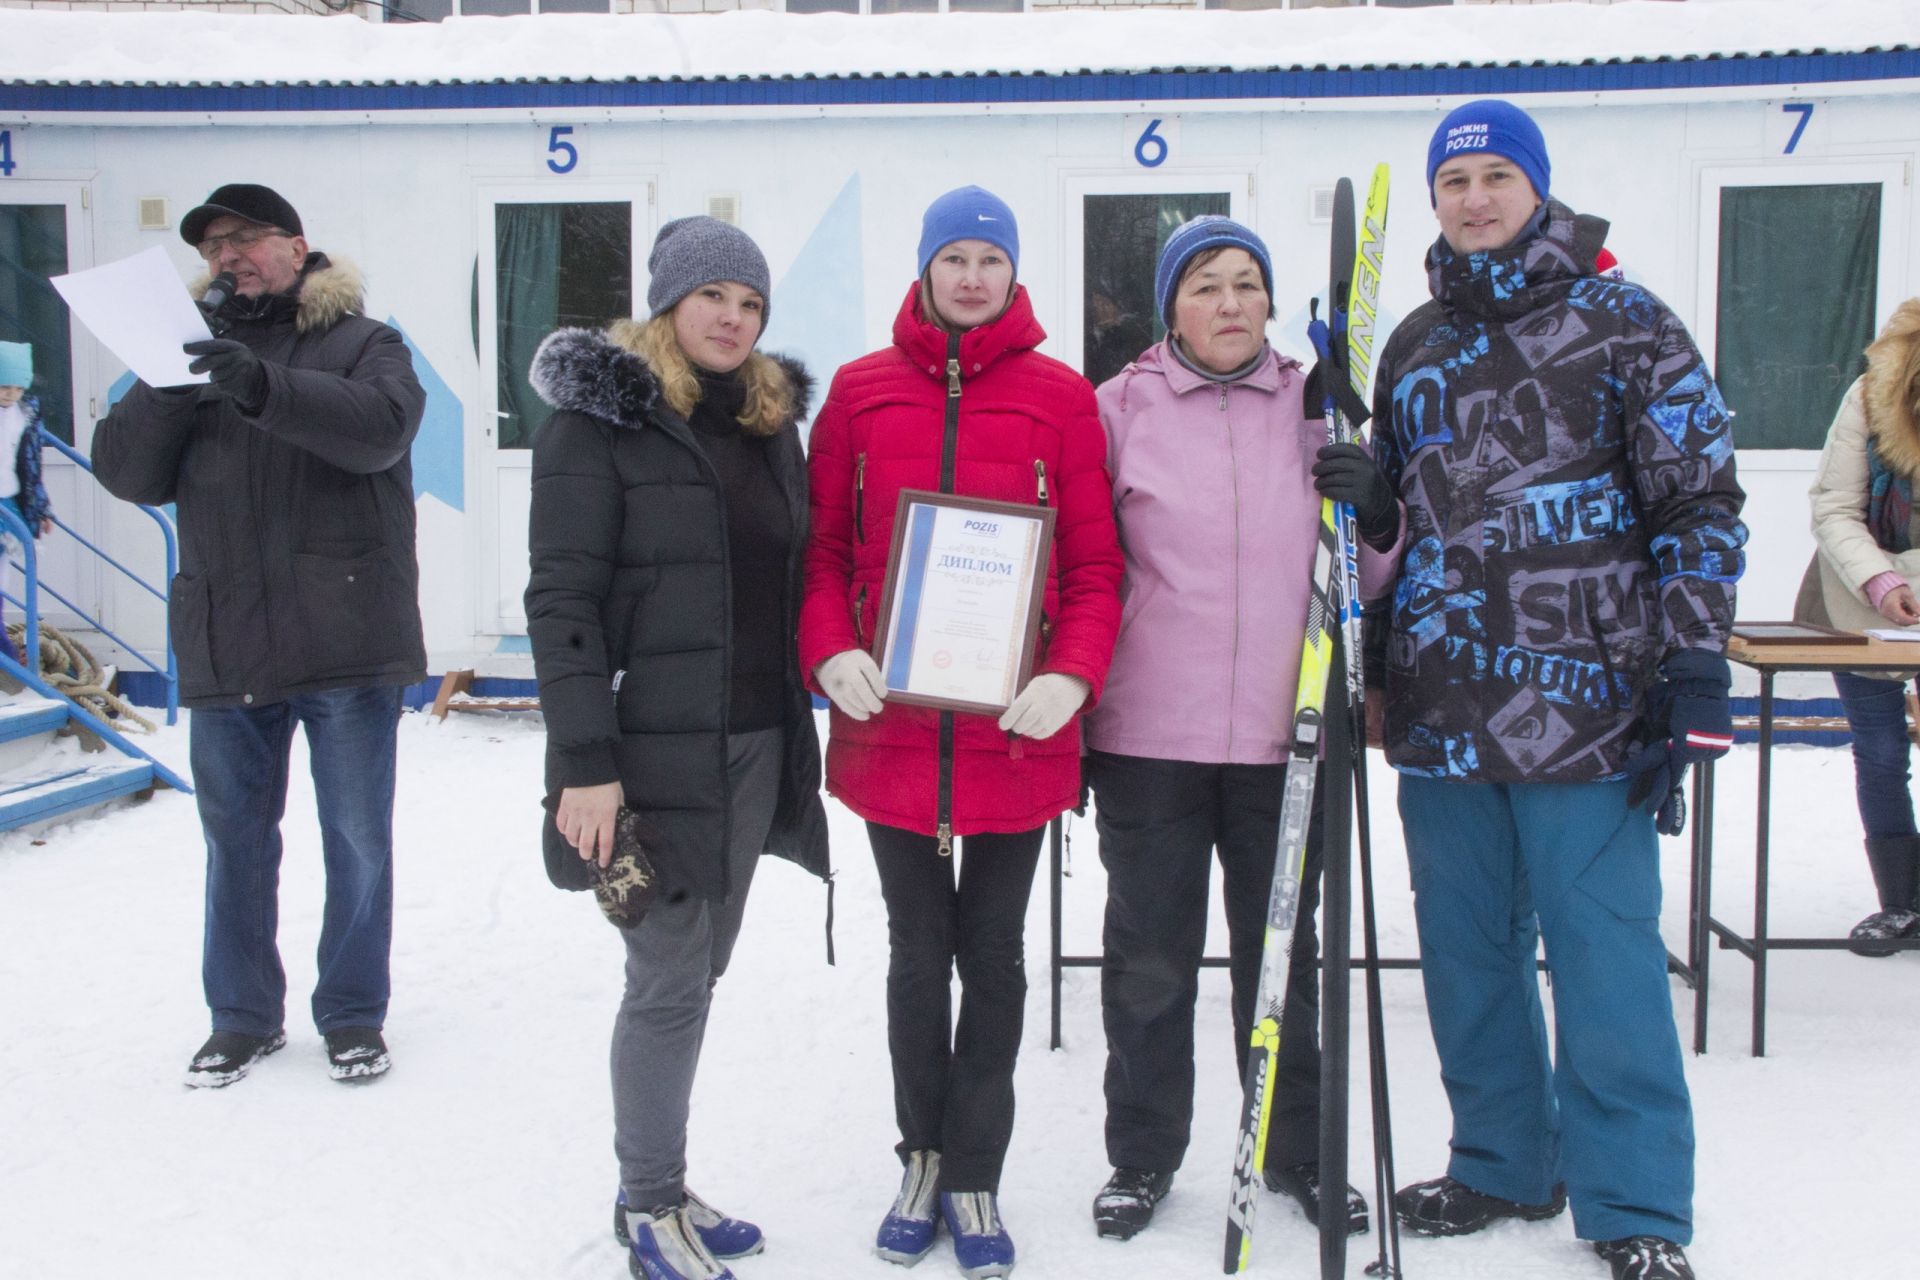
[
  {"left": 1092, "top": 1167, "right": 1173, "bottom": 1241},
  {"left": 184, "top": 1028, "right": 286, "bottom": 1088},
  {"left": 1848, "top": 907, "right": 1920, "bottom": 957},
  {"left": 1393, "top": 1175, "right": 1566, "bottom": 1237},
  {"left": 323, "top": 1027, "right": 391, "bottom": 1083},
  {"left": 1262, "top": 1162, "right": 1370, "bottom": 1236},
  {"left": 1594, "top": 1235, "right": 1695, "bottom": 1280}
]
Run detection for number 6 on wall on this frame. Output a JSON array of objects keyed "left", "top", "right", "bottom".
[
  {"left": 1134, "top": 119, "right": 1168, "bottom": 169},
  {"left": 546, "top": 125, "right": 580, "bottom": 175}
]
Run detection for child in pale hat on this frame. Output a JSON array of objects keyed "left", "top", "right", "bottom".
[{"left": 0, "top": 341, "right": 55, "bottom": 668}]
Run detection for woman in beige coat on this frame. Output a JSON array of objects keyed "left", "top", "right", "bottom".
[{"left": 1797, "top": 299, "right": 1920, "bottom": 953}]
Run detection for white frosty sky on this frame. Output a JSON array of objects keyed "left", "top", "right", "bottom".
[
  {"left": 1, "top": 0, "right": 1916, "bottom": 88},
  {"left": 0, "top": 709, "right": 1910, "bottom": 1278}
]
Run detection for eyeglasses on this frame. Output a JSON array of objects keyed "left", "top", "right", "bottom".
[{"left": 195, "top": 226, "right": 289, "bottom": 261}]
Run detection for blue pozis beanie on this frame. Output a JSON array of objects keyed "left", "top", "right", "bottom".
[
  {"left": 1154, "top": 216, "right": 1274, "bottom": 330},
  {"left": 917, "top": 186, "right": 1020, "bottom": 277},
  {"left": 0, "top": 341, "right": 31, "bottom": 389},
  {"left": 1427, "top": 99, "right": 1551, "bottom": 205}
]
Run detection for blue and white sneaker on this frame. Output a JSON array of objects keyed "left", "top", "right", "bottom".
[
  {"left": 939, "top": 1191, "right": 1015, "bottom": 1279},
  {"left": 621, "top": 1202, "right": 735, "bottom": 1280},
  {"left": 875, "top": 1149, "right": 941, "bottom": 1266},
  {"left": 615, "top": 1190, "right": 764, "bottom": 1261}
]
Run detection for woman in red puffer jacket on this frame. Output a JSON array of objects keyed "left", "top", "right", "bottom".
[{"left": 799, "top": 185, "right": 1121, "bottom": 1276}]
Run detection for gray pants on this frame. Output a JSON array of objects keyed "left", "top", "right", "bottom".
[{"left": 613, "top": 728, "right": 783, "bottom": 1210}]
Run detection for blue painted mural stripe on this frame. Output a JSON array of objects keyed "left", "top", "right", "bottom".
[{"left": 4, "top": 49, "right": 1918, "bottom": 113}]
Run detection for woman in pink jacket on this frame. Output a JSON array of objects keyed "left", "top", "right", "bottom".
[{"left": 1084, "top": 217, "right": 1403, "bottom": 1242}]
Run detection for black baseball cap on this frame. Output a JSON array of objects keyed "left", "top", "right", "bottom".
[{"left": 180, "top": 183, "right": 304, "bottom": 247}]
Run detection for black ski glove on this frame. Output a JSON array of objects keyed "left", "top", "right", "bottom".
[
  {"left": 1311, "top": 442, "right": 1399, "bottom": 552},
  {"left": 183, "top": 338, "right": 269, "bottom": 413},
  {"left": 1620, "top": 650, "right": 1734, "bottom": 835}
]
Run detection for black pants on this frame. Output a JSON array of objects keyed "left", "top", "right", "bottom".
[
  {"left": 1089, "top": 751, "right": 1325, "bottom": 1174},
  {"left": 868, "top": 821, "right": 1046, "bottom": 1194}
]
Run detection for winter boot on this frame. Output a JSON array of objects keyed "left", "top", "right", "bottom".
[
  {"left": 1850, "top": 835, "right": 1920, "bottom": 957},
  {"left": 1392, "top": 1175, "right": 1565, "bottom": 1237},
  {"left": 323, "top": 1027, "right": 390, "bottom": 1082},
  {"left": 1263, "top": 1161, "right": 1370, "bottom": 1236},
  {"left": 875, "top": 1150, "right": 941, "bottom": 1266},
  {"left": 1593, "top": 1235, "right": 1696, "bottom": 1280},
  {"left": 939, "top": 1191, "right": 1015, "bottom": 1279},
  {"left": 622, "top": 1201, "right": 735, "bottom": 1280},
  {"left": 183, "top": 1028, "right": 286, "bottom": 1088},
  {"left": 616, "top": 1190, "right": 765, "bottom": 1261},
  {"left": 1092, "top": 1167, "right": 1173, "bottom": 1241}
]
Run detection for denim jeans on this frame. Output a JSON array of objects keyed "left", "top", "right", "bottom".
[
  {"left": 1833, "top": 672, "right": 1918, "bottom": 839},
  {"left": 191, "top": 684, "right": 403, "bottom": 1037}
]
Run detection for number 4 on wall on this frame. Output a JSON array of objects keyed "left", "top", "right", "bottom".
[{"left": 1781, "top": 103, "right": 1815, "bottom": 155}]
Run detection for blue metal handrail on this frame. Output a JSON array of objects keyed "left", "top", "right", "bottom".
[{"left": 3, "top": 426, "right": 181, "bottom": 725}]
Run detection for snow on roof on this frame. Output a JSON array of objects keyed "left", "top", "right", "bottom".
[{"left": 3, "top": 0, "right": 1916, "bottom": 90}]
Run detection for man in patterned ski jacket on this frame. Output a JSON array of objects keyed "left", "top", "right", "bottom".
[{"left": 1368, "top": 100, "right": 1745, "bottom": 1280}]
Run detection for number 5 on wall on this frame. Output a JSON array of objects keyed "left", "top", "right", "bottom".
[{"left": 546, "top": 125, "right": 580, "bottom": 175}]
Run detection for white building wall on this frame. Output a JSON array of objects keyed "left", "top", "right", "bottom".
[{"left": 12, "top": 83, "right": 1915, "bottom": 667}]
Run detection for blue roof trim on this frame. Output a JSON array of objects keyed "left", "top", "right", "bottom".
[{"left": 4, "top": 47, "right": 1918, "bottom": 112}]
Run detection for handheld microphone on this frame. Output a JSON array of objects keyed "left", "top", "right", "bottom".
[{"left": 198, "top": 272, "right": 238, "bottom": 336}]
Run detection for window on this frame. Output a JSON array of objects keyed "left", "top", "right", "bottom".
[
  {"left": 386, "top": 0, "right": 607, "bottom": 20},
  {"left": 1082, "top": 192, "right": 1230, "bottom": 387},
  {"left": 1716, "top": 183, "right": 1880, "bottom": 451},
  {"left": 0, "top": 203, "right": 73, "bottom": 444},
  {"left": 494, "top": 202, "right": 633, "bottom": 449}
]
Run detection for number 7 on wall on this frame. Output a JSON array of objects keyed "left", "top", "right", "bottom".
[{"left": 1781, "top": 103, "right": 1815, "bottom": 155}]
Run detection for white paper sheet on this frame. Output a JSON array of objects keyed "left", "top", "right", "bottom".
[
  {"left": 1867, "top": 628, "right": 1920, "bottom": 642},
  {"left": 50, "top": 246, "right": 212, "bottom": 388}
]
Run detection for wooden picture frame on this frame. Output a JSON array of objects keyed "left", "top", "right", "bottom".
[{"left": 870, "top": 489, "right": 1056, "bottom": 716}]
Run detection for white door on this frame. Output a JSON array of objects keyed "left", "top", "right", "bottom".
[
  {"left": 0, "top": 177, "right": 97, "bottom": 633},
  {"left": 474, "top": 184, "right": 654, "bottom": 637},
  {"left": 1058, "top": 167, "right": 1253, "bottom": 385}
]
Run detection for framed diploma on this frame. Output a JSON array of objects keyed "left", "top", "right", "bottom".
[{"left": 871, "top": 489, "right": 1056, "bottom": 715}]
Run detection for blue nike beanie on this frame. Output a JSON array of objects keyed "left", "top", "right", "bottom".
[
  {"left": 917, "top": 186, "right": 1020, "bottom": 277},
  {"left": 1154, "top": 216, "right": 1274, "bottom": 330},
  {"left": 1426, "top": 99, "right": 1551, "bottom": 206},
  {"left": 0, "top": 341, "right": 30, "bottom": 390}
]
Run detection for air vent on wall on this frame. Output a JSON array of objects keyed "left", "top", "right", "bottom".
[
  {"left": 706, "top": 194, "right": 740, "bottom": 226},
  {"left": 1309, "top": 186, "right": 1335, "bottom": 224},
  {"left": 138, "top": 197, "right": 169, "bottom": 230}
]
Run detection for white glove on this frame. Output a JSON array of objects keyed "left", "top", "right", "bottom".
[
  {"left": 816, "top": 649, "right": 887, "bottom": 721},
  {"left": 997, "top": 673, "right": 1089, "bottom": 740}
]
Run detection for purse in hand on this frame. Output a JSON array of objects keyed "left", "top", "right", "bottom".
[{"left": 587, "top": 806, "right": 659, "bottom": 929}]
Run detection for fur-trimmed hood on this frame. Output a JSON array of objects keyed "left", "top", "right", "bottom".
[
  {"left": 189, "top": 252, "right": 366, "bottom": 336},
  {"left": 1864, "top": 298, "right": 1920, "bottom": 478},
  {"left": 527, "top": 324, "right": 812, "bottom": 433}
]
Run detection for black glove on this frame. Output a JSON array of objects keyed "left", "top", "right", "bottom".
[
  {"left": 1312, "top": 442, "right": 1399, "bottom": 552},
  {"left": 183, "top": 338, "right": 268, "bottom": 413},
  {"left": 1621, "top": 650, "right": 1733, "bottom": 834}
]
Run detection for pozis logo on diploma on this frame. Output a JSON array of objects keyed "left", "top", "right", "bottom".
[{"left": 873, "top": 490, "right": 1056, "bottom": 715}]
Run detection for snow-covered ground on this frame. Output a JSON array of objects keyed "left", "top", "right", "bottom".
[{"left": 1, "top": 709, "right": 1908, "bottom": 1279}]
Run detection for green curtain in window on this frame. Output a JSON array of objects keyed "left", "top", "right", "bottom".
[
  {"left": 0, "top": 204, "right": 74, "bottom": 444},
  {"left": 496, "top": 204, "right": 563, "bottom": 451},
  {"left": 1717, "top": 183, "right": 1879, "bottom": 450}
]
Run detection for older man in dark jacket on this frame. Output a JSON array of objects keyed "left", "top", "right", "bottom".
[{"left": 93, "top": 184, "right": 425, "bottom": 1089}]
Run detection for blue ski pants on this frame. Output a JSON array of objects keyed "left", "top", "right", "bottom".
[{"left": 1398, "top": 775, "right": 1694, "bottom": 1245}]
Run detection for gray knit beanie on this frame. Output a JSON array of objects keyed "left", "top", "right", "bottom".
[{"left": 646, "top": 216, "right": 772, "bottom": 321}]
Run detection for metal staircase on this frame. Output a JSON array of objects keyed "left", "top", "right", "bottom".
[{"left": 0, "top": 426, "right": 189, "bottom": 832}]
